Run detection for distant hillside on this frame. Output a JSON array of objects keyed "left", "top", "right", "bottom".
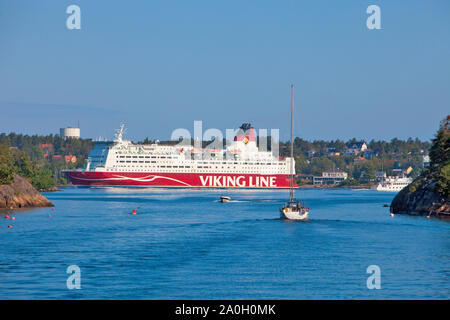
[{"left": 391, "top": 116, "right": 450, "bottom": 217}]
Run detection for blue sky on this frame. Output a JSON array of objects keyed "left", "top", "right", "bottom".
[{"left": 0, "top": 0, "right": 449, "bottom": 142}]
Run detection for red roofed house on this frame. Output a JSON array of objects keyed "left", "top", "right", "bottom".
[
  {"left": 41, "top": 143, "right": 54, "bottom": 151},
  {"left": 64, "top": 155, "right": 77, "bottom": 164}
]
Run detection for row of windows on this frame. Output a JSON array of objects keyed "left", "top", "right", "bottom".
[
  {"left": 115, "top": 160, "right": 284, "bottom": 167},
  {"left": 115, "top": 159, "right": 283, "bottom": 166},
  {"left": 118, "top": 161, "right": 157, "bottom": 163},
  {"left": 118, "top": 155, "right": 175, "bottom": 159},
  {"left": 115, "top": 156, "right": 281, "bottom": 166},
  {"left": 115, "top": 162, "right": 283, "bottom": 170},
  {"left": 110, "top": 165, "right": 285, "bottom": 174}
]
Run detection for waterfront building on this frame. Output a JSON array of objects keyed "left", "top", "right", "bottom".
[
  {"left": 313, "top": 169, "right": 348, "bottom": 185},
  {"left": 297, "top": 173, "right": 314, "bottom": 184}
]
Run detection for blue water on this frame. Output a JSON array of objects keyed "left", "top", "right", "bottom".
[{"left": 0, "top": 188, "right": 448, "bottom": 299}]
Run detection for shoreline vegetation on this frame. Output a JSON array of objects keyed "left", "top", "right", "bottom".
[
  {"left": 391, "top": 116, "right": 449, "bottom": 217},
  {"left": 0, "top": 174, "right": 53, "bottom": 210}
]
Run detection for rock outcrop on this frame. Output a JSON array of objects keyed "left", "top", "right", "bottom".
[
  {"left": 391, "top": 116, "right": 449, "bottom": 217},
  {"left": 391, "top": 171, "right": 449, "bottom": 217},
  {"left": 0, "top": 174, "right": 53, "bottom": 209}
]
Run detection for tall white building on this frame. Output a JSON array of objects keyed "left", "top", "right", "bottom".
[{"left": 60, "top": 127, "right": 80, "bottom": 139}]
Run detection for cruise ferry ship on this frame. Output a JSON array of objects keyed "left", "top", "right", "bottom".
[
  {"left": 64, "top": 124, "right": 295, "bottom": 188},
  {"left": 373, "top": 176, "right": 412, "bottom": 192}
]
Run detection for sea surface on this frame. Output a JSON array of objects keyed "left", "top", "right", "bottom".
[{"left": 0, "top": 187, "right": 448, "bottom": 299}]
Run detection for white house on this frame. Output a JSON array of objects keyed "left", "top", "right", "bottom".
[
  {"left": 423, "top": 155, "right": 430, "bottom": 167},
  {"left": 344, "top": 142, "right": 368, "bottom": 156},
  {"left": 307, "top": 149, "right": 317, "bottom": 157}
]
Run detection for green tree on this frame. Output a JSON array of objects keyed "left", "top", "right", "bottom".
[
  {"left": 436, "top": 163, "right": 450, "bottom": 198},
  {"left": 429, "top": 130, "right": 450, "bottom": 167},
  {"left": 0, "top": 145, "right": 14, "bottom": 184}
]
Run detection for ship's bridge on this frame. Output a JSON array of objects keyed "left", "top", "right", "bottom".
[{"left": 86, "top": 140, "right": 114, "bottom": 170}]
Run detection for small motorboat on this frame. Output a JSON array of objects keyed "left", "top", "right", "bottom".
[{"left": 220, "top": 196, "right": 231, "bottom": 203}]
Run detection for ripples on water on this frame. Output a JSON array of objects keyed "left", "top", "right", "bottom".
[{"left": 0, "top": 187, "right": 448, "bottom": 299}]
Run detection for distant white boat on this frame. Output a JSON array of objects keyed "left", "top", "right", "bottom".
[
  {"left": 373, "top": 176, "right": 412, "bottom": 192},
  {"left": 220, "top": 195, "right": 231, "bottom": 203}
]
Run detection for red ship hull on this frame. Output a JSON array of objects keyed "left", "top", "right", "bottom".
[{"left": 65, "top": 171, "right": 295, "bottom": 188}]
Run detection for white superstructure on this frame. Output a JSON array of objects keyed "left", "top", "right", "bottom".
[
  {"left": 85, "top": 124, "right": 294, "bottom": 175},
  {"left": 373, "top": 176, "right": 412, "bottom": 192}
]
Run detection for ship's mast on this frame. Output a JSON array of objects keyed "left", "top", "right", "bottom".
[
  {"left": 114, "top": 124, "right": 125, "bottom": 143},
  {"left": 290, "top": 84, "right": 294, "bottom": 202}
]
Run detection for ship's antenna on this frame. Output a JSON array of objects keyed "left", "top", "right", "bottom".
[{"left": 290, "top": 84, "right": 294, "bottom": 203}]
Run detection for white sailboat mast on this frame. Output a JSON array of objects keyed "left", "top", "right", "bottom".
[{"left": 290, "top": 84, "right": 294, "bottom": 202}]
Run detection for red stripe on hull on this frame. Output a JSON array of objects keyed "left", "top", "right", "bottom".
[{"left": 64, "top": 171, "right": 295, "bottom": 188}]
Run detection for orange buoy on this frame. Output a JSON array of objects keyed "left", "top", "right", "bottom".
[
  {"left": 11, "top": 217, "right": 15, "bottom": 220},
  {"left": 8, "top": 225, "right": 12, "bottom": 228},
  {"left": 5, "top": 215, "right": 9, "bottom": 219},
  {"left": 131, "top": 209, "right": 137, "bottom": 215}
]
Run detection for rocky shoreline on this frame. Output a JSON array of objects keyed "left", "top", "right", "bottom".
[
  {"left": 0, "top": 174, "right": 53, "bottom": 210},
  {"left": 390, "top": 171, "right": 449, "bottom": 217}
]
